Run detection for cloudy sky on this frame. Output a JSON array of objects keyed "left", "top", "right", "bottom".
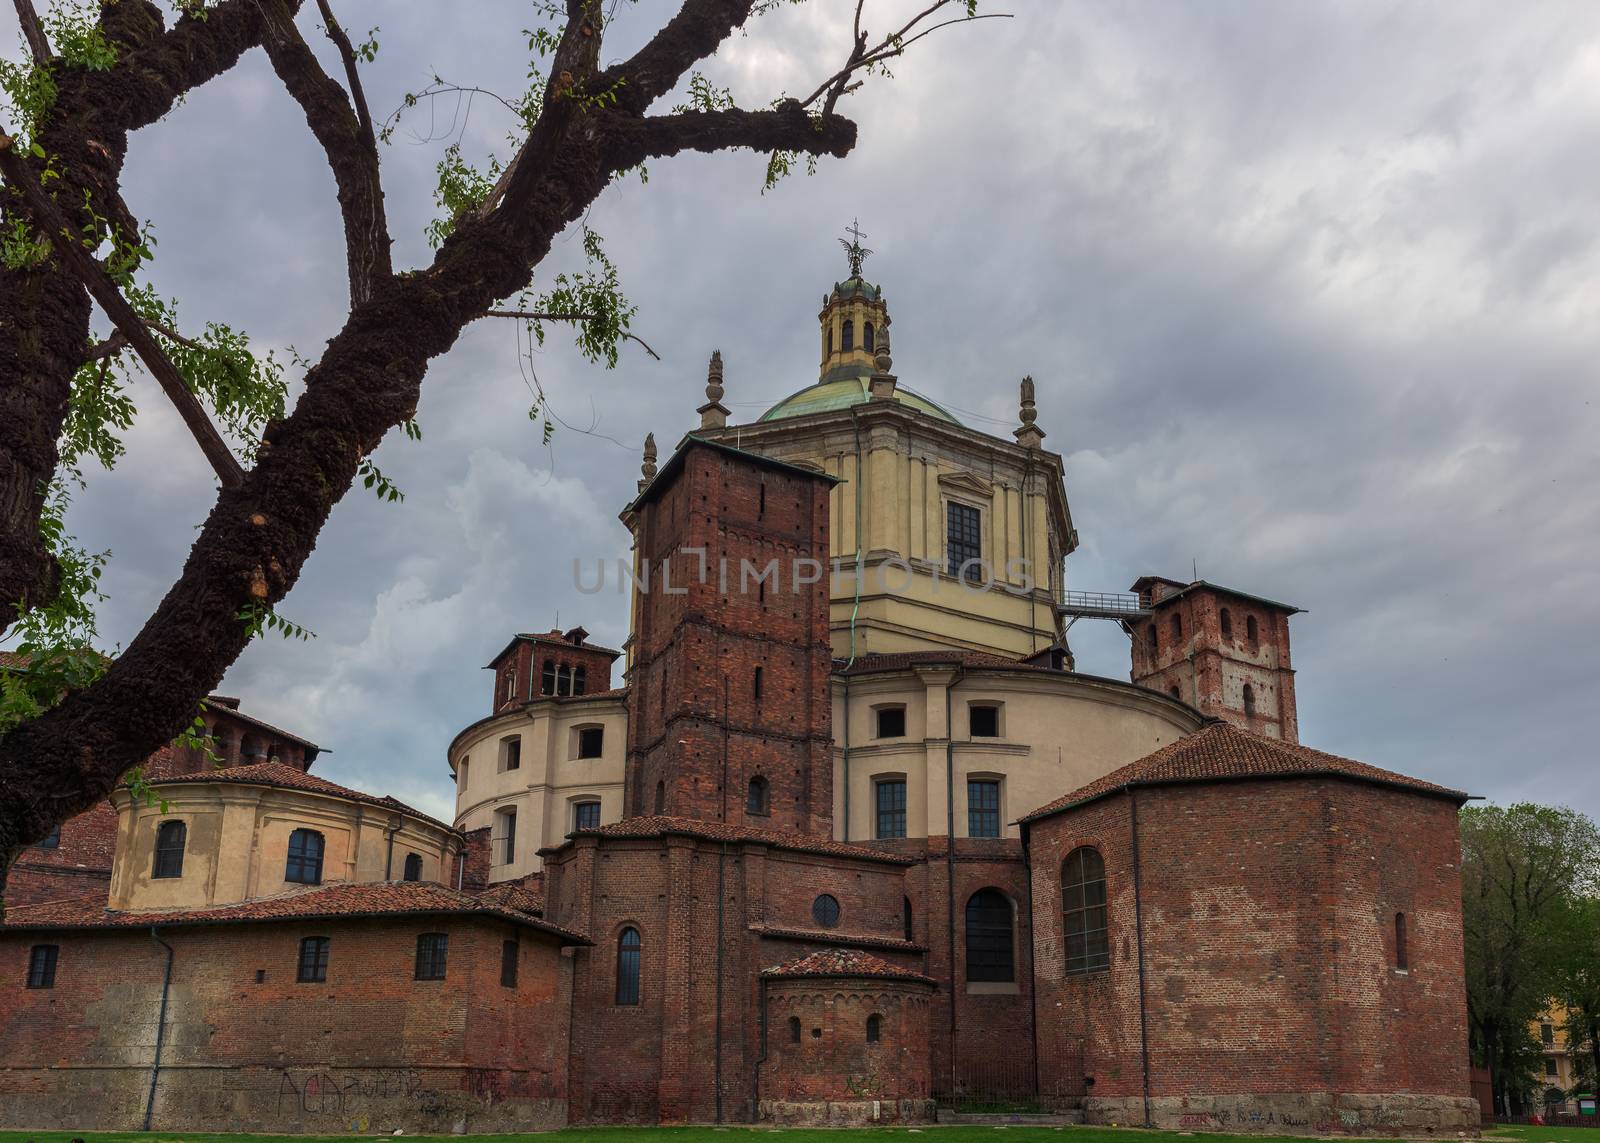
[{"left": 6, "top": 1, "right": 1598, "bottom": 823}]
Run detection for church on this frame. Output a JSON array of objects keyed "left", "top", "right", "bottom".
[{"left": 1, "top": 237, "right": 1478, "bottom": 1136}]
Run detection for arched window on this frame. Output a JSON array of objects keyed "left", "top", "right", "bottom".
[
  {"left": 903, "top": 897, "right": 914, "bottom": 942},
  {"left": 285, "top": 828, "right": 325, "bottom": 885},
  {"left": 863, "top": 322, "right": 875, "bottom": 352},
  {"left": 788, "top": 1015, "right": 802, "bottom": 1044},
  {"left": 1063, "top": 846, "right": 1109, "bottom": 975},
  {"left": 1246, "top": 615, "right": 1259, "bottom": 645},
  {"left": 866, "top": 1013, "right": 882, "bottom": 1043},
  {"left": 573, "top": 665, "right": 587, "bottom": 696},
  {"left": 654, "top": 781, "right": 666, "bottom": 814},
  {"left": 1220, "top": 607, "right": 1233, "bottom": 640},
  {"left": 1394, "top": 912, "right": 1408, "bottom": 970},
  {"left": 1169, "top": 685, "right": 1181, "bottom": 700},
  {"left": 826, "top": 326, "right": 833, "bottom": 355},
  {"left": 965, "top": 888, "right": 1014, "bottom": 982},
  {"left": 297, "top": 936, "right": 330, "bottom": 983},
  {"left": 812, "top": 894, "right": 841, "bottom": 929},
  {"left": 1170, "top": 614, "right": 1183, "bottom": 641},
  {"left": 541, "top": 660, "right": 558, "bottom": 696},
  {"left": 616, "top": 927, "right": 642, "bottom": 1005},
  {"left": 1146, "top": 625, "right": 1158, "bottom": 655},
  {"left": 747, "top": 775, "right": 769, "bottom": 816},
  {"left": 842, "top": 319, "right": 854, "bottom": 351},
  {"left": 1242, "top": 684, "right": 1256, "bottom": 717},
  {"left": 402, "top": 853, "right": 423, "bottom": 882},
  {"left": 153, "top": 820, "right": 186, "bottom": 879}
]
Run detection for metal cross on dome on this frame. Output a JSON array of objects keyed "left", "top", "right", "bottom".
[{"left": 839, "top": 218, "right": 872, "bottom": 277}]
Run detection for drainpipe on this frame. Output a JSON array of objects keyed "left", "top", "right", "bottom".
[
  {"left": 714, "top": 840, "right": 728, "bottom": 1124},
  {"left": 944, "top": 665, "right": 965, "bottom": 1097},
  {"left": 383, "top": 815, "right": 401, "bottom": 879},
  {"left": 143, "top": 927, "right": 175, "bottom": 1131},
  {"left": 751, "top": 976, "right": 771, "bottom": 1120},
  {"left": 840, "top": 675, "right": 852, "bottom": 839},
  {"left": 1129, "top": 786, "right": 1153, "bottom": 1128}
]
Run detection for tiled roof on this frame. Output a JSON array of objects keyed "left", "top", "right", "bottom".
[
  {"left": 475, "top": 878, "right": 545, "bottom": 917},
  {"left": 139, "top": 761, "right": 453, "bottom": 832},
  {"left": 0, "top": 649, "right": 29, "bottom": 669},
  {"left": 559, "top": 815, "right": 918, "bottom": 866},
  {"left": 0, "top": 881, "right": 589, "bottom": 943},
  {"left": 212, "top": 702, "right": 321, "bottom": 752},
  {"left": 749, "top": 923, "right": 924, "bottom": 953},
  {"left": 761, "top": 948, "right": 935, "bottom": 985},
  {"left": 1019, "top": 721, "right": 1468, "bottom": 825}
]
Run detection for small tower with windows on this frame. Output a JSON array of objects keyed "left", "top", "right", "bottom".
[
  {"left": 818, "top": 219, "right": 891, "bottom": 382},
  {"left": 1127, "top": 576, "right": 1301, "bottom": 742}
]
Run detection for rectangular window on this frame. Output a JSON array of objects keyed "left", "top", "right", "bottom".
[
  {"left": 501, "top": 737, "right": 521, "bottom": 771},
  {"left": 968, "top": 779, "right": 1001, "bottom": 838},
  {"left": 969, "top": 704, "right": 1000, "bottom": 738},
  {"left": 946, "top": 501, "right": 982, "bottom": 579},
  {"left": 26, "top": 944, "right": 59, "bottom": 989},
  {"left": 541, "top": 660, "right": 557, "bottom": 696},
  {"left": 297, "top": 936, "right": 330, "bottom": 983},
  {"left": 1542, "top": 1023, "right": 1555, "bottom": 1045},
  {"left": 415, "top": 933, "right": 449, "bottom": 980},
  {"left": 875, "top": 779, "right": 907, "bottom": 840},
  {"left": 493, "top": 808, "right": 517, "bottom": 865},
  {"left": 500, "top": 939, "right": 519, "bottom": 989},
  {"left": 1547, "top": 1059, "right": 1559, "bottom": 1078},
  {"left": 577, "top": 726, "right": 604, "bottom": 759},
  {"left": 573, "top": 802, "right": 601, "bottom": 831},
  {"left": 875, "top": 707, "right": 906, "bottom": 739}
]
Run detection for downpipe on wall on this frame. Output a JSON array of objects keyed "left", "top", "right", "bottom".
[{"left": 143, "top": 926, "right": 174, "bottom": 1131}]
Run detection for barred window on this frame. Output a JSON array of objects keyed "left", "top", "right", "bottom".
[
  {"left": 415, "top": 932, "right": 448, "bottom": 980},
  {"left": 573, "top": 801, "right": 601, "bottom": 831},
  {"left": 746, "top": 775, "right": 769, "bottom": 816},
  {"left": 153, "top": 820, "right": 187, "bottom": 879},
  {"left": 297, "top": 936, "right": 330, "bottom": 983},
  {"left": 501, "top": 939, "right": 519, "bottom": 988},
  {"left": 285, "top": 829, "right": 324, "bottom": 885},
  {"left": 968, "top": 779, "right": 1001, "bottom": 838},
  {"left": 616, "top": 927, "right": 642, "bottom": 1005},
  {"left": 1063, "top": 846, "right": 1109, "bottom": 975},
  {"left": 26, "top": 944, "right": 58, "bottom": 989},
  {"left": 875, "top": 779, "right": 907, "bottom": 840},
  {"left": 402, "top": 853, "right": 423, "bottom": 882},
  {"left": 812, "top": 894, "right": 841, "bottom": 929},
  {"left": 946, "top": 501, "right": 982, "bottom": 579},
  {"left": 965, "top": 888, "right": 1014, "bottom": 982}
]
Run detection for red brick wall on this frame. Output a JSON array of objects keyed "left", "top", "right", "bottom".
[
  {"left": 626, "top": 445, "right": 836, "bottom": 837},
  {"left": 0, "top": 917, "right": 570, "bottom": 1132},
  {"left": 763, "top": 978, "right": 933, "bottom": 1109},
  {"left": 1028, "top": 778, "right": 1472, "bottom": 1132},
  {"left": 490, "top": 638, "right": 617, "bottom": 715}
]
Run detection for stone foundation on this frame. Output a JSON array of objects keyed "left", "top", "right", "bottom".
[
  {"left": 1084, "top": 1092, "right": 1482, "bottom": 1136},
  {"left": 758, "top": 1098, "right": 937, "bottom": 1126}
]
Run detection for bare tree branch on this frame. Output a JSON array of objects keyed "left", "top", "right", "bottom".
[
  {"left": 0, "top": 131, "right": 246, "bottom": 489},
  {"left": 11, "top": 0, "right": 49, "bottom": 64},
  {"left": 598, "top": 0, "right": 755, "bottom": 116},
  {"left": 798, "top": 6, "right": 1013, "bottom": 111},
  {"left": 480, "top": 310, "right": 662, "bottom": 360},
  {"left": 313, "top": 0, "right": 377, "bottom": 150},
  {"left": 259, "top": 0, "right": 391, "bottom": 307}
]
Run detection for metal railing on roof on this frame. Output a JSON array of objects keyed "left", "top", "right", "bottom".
[{"left": 1058, "top": 590, "right": 1150, "bottom": 620}]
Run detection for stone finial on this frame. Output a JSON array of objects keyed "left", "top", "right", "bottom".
[
  {"left": 698, "top": 349, "right": 730, "bottom": 430},
  {"left": 1014, "top": 375, "right": 1046, "bottom": 448},
  {"left": 873, "top": 324, "right": 892, "bottom": 375},
  {"left": 639, "top": 432, "right": 658, "bottom": 491}
]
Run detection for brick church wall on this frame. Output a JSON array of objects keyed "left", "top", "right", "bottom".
[
  {"left": 1028, "top": 777, "right": 1476, "bottom": 1134},
  {"left": 0, "top": 917, "right": 570, "bottom": 1132}
]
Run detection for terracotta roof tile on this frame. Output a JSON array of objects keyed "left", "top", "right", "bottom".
[
  {"left": 559, "top": 815, "right": 917, "bottom": 865},
  {"left": 761, "top": 948, "right": 935, "bottom": 985},
  {"left": 475, "top": 878, "right": 545, "bottom": 917},
  {"left": 1019, "top": 721, "right": 1468, "bottom": 824},
  {"left": 750, "top": 923, "right": 924, "bottom": 953},
  {"left": 0, "top": 881, "right": 587, "bottom": 943},
  {"left": 139, "top": 761, "right": 454, "bottom": 832}
]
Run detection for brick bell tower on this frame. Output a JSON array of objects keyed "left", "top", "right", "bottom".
[
  {"left": 1128, "top": 576, "right": 1302, "bottom": 742},
  {"left": 621, "top": 435, "right": 838, "bottom": 837}
]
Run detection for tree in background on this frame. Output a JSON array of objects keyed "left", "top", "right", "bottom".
[
  {"left": 0, "top": 0, "right": 1004, "bottom": 905},
  {"left": 1555, "top": 895, "right": 1600, "bottom": 1101},
  {"left": 1461, "top": 802, "right": 1600, "bottom": 1115}
]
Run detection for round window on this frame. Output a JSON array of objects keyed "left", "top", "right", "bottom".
[{"left": 812, "top": 893, "right": 841, "bottom": 928}]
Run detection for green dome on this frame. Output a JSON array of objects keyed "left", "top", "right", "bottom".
[
  {"left": 758, "top": 372, "right": 961, "bottom": 424},
  {"left": 831, "top": 277, "right": 881, "bottom": 301}
]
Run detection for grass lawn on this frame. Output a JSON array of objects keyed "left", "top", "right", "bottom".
[{"left": 0, "top": 1126, "right": 1589, "bottom": 1143}]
